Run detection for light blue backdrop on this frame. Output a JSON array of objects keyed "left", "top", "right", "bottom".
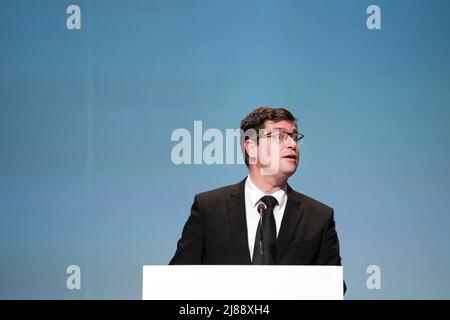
[{"left": 1, "top": 0, "right": 450, "bottom": 299}]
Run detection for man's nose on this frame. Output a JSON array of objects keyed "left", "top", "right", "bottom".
[{"left": 285, "top": 135, "right": 298, "bottom": 149}]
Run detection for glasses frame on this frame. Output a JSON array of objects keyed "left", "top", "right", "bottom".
[{"left": 258, "top": 130, "right": 304, "bottom": 143}]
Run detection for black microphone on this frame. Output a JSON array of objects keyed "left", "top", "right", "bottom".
[{"left": 257, "top": 202, "right": 267, "bottom": 257}]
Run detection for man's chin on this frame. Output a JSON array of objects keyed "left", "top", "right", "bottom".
[
  {"left": 280, "top": 163, "right": 298, "bottom": 177},
  {"left": 256, "top": 161, "right": 298, "bottom": 177}
]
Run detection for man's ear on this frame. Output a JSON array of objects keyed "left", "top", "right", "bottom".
[{"left": 244, "top": 139, "right": 257, "bottom": 164}]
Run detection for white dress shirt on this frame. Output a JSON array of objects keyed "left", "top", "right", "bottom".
[{"left": 244, "top": 175, "right": 288, "bottom": 261}]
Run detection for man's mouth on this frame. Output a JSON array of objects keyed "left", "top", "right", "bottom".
[{"left": 282, "top": 154, "right": 297, "bottom": 160}]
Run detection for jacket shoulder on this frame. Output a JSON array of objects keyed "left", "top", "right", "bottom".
[
  {"left": 289, "top": 188, "right": 333, "bottom": 216},
  {"left": 196, "top": 181, "right": 242, "bottom": 204}
]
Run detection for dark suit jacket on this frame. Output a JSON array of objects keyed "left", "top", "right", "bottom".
[{"left": 170, "top": 178, "right": 343, "bottom": 267}]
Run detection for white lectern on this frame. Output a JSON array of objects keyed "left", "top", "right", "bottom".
[{"left": 142, "top": 265, "right": 343, "bottom": 300}]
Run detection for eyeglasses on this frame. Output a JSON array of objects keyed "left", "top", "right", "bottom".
[{"left": 259, "top": 131, "right": 304, "bottom": 143}]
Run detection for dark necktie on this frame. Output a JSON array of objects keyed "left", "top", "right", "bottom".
[{"left": 252, "top": 195, "right": 278, "bottom": 265}]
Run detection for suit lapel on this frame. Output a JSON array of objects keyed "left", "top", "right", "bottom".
[
  {"left": 226, "top": 178, "right": 252, "bottom": 264},
  {"left": 276, "top": 185, "right": 304, "bottom": 262}
]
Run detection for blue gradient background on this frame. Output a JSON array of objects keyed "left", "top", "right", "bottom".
[{"left": 1, "top": 0, "right": 450, "bottom": 299}]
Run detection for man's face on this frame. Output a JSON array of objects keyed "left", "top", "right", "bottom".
[{"left": 255, "top": 120, "right": 300, "bottom": 178}]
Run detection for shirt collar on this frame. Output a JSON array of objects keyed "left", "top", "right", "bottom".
[{"left": 245, "top": 175, "right": 287, "bottom": 209}]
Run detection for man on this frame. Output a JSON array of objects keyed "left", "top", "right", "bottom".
[{"left": 170, "top": 107, "right": 343, "bottom": 272}]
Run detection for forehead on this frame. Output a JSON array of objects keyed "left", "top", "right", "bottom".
[{"left": 264, "top": 120, "right": 298, "bottom": 132}]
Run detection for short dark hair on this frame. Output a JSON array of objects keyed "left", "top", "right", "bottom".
[{"left": 240, "top": 106, "right": 297, "bottom": 167}]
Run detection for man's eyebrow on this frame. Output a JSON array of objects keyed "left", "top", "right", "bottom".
[{"left": 272, "top": 127, "right": 298, "bottom": 133}]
